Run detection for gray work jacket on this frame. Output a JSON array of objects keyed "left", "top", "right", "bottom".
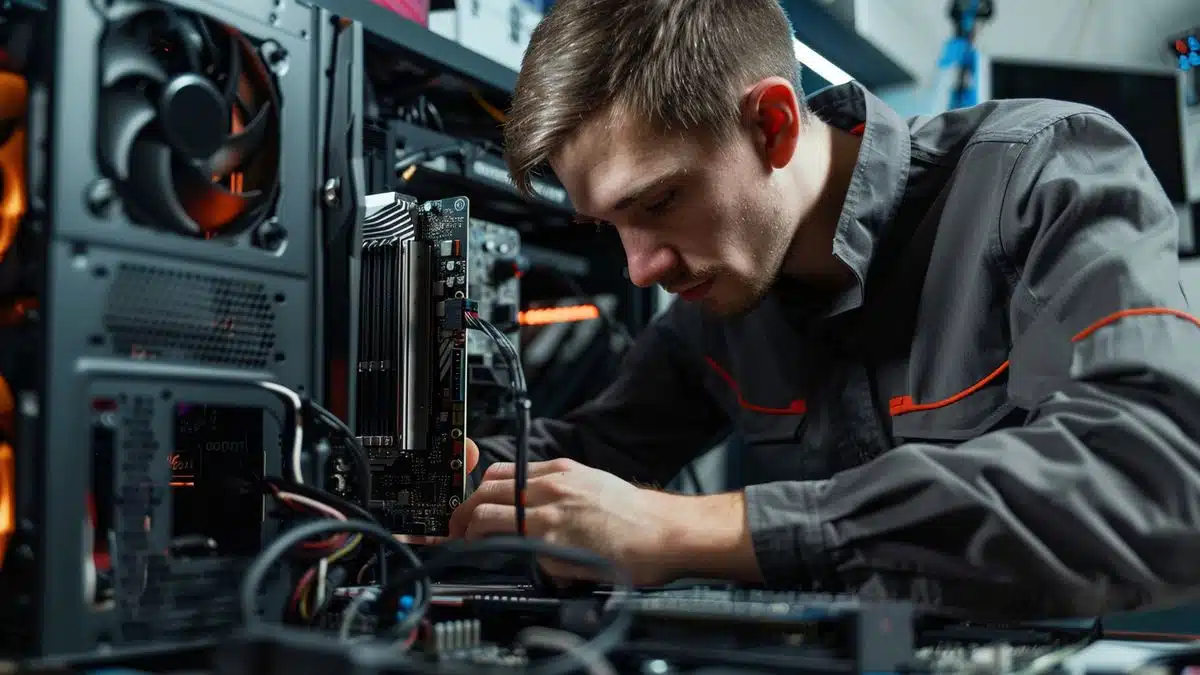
[{"left": 479, "top": 82, "right": 1200, "bottom": 618}]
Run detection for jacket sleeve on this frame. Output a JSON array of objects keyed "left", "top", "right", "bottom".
[
  {"left": 745, "top": 110, "right": 1200, "bottom": 618},
  {"left": 475, "top": 303, "right": 730, "bottom": 486}
]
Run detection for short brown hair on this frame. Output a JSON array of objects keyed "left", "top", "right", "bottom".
[{"left": 504, "top": 0, "right": 802, "bottom": 197}]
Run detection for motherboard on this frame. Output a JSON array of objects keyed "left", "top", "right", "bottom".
[
  {"left": 466, "top": 220, "right": 521, "bottom": 363},
  {"left": 465, "top": 221, "right": 521, "bottom": 426},
  {"left": 356, "top": 193, "right": 470, "bottom": 536}
]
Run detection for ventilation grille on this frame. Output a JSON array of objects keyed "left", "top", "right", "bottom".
[
  {"left": 112, "top": 395, "right": 245, "bottom": 642},
  {"left": 104, "top": 264, "right": 278, "bottom": 369}
]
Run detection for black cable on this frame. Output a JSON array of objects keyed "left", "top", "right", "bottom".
[
  {"left": 239, "top": 518, "right": 425, "bottom": 627},
  {"left": 484, "top": 319, "right": 531, "bottom": 536},
  {"left": 394, "top": 143, "right": 465, "bottom": 174},
  {"left": 261, "top": 476, "right": 376, "bottom": 525},
  {"left": 467, "top": 311, "right": 530, "bottom": 536},
  {"left": 310, "top": 400, "right": 372, "bottom": 508},
  {"left": 377, "top": 536, "right": 634, "bottom": 675}
]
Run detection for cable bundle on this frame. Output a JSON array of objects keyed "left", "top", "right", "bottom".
[
  {"left": 464, "top": 309, "right": 531, "bottom": 536},
  {"left": 236, "top": 302, "right": 620, "bottom": 673},
  {"left": 239, "top": 508, "right": 631, "bottom": 675}
]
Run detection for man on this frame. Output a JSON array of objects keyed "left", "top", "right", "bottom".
[{"left": 448, "top": 0, "right": 1200, "bottom": 617}]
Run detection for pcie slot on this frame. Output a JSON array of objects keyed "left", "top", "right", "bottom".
[{"left": 401, "top": 239, "right": 432, "bottom": 452}]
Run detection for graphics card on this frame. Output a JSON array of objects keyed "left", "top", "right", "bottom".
[{"left": 354, "top": 192, "right": 470, "bottom": 536}]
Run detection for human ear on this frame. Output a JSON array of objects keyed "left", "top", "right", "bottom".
[{"left": 742, "top": 77, "right": 800, "bottom": 169}]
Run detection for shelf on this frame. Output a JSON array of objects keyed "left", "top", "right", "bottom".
[
  {"left": 308, "top": 0, "right": 911, "bottom": 102},
  {"left": 311, "top": 0, "right": 908, "bottom": 96},
  {"left": 307, "top": 0, "right": 518, "bottom": 96},
  {"left": 782, "top": 0, "right": 914, "bottom": 89}
]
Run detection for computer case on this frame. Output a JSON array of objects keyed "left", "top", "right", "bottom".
[{"left": 0, "top": 0, "right": 360, "bottom": 661}]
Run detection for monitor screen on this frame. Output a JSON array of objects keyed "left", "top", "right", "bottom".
[{"left": 989, "top": 61, "right": 1186, "bottom": 203}]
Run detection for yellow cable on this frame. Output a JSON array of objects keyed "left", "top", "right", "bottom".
[
  {"left": 471, "top": 89, "right": 507, "bottom": 124},
  {"left": 298, "top": 534, "right": 363, "bottom": 619}
]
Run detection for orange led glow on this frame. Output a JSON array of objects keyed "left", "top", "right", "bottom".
[
  {"left": 518, "top": 304, "right": 601, "bottom": 326},
  {"left": 0, "top": 72, "right": 27, "bottom": 264},
  {"left": 0, "top": 374, "right": 14, "bottom": 569}
]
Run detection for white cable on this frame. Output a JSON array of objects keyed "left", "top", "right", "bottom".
[
  {"left": 259, "top": 380, "right": 305, "bottom": 484},
  {"left": 275, "top": 490, "right": 345, "bottom": 521},
  {"left": 339, "top": 588, "right": 379, "bottom": 642},
  {"left": 517, "top": 626, "right": 619, "bottom": 675},
  {"left": 316, "top": 557, "right": 330, "bottom": 612}
]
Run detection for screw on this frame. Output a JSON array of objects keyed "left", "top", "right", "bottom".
[
  {"left": 85, "top": 179, "right": 117, "bottom": 217},
  {"left": 253, "top": 218, "right": 287, "bottom": 252},
  {"left": 260, "top": 40, "right": 290, "bottom": 77},
  {"left": 322, "top": 177, "right": 341, "bottom": 208}
]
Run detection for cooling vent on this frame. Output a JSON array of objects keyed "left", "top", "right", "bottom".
[
  {"left": 96, "top": 1, "right": 281, "bottom": 239},
  {"left": 103, "top": 264, "right": 278, "bottom": 369}
]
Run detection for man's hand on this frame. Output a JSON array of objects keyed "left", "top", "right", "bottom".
[
  {"left": 448, "top": 457, "right": 681, "bottom": 586},
  {"left": 399, "top": 439, "right": 762, "bottom": 587}
]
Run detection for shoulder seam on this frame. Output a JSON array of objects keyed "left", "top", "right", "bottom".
[
  {"left": 992, "top": 110, "right": 1115, "bottom": 312},
  {"left": 970, "top": 109, "right": 1117, "bottom": 146}
]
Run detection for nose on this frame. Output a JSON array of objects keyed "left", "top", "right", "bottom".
[{"left": 619, "top": 227, "right": 678, "bottom": 288}]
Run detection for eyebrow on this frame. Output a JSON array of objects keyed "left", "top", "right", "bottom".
[{"left": 590, "top": 170, "right": 684, "bottom": 217}]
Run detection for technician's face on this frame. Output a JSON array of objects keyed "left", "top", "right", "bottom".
[{"left": 551, "top": 109, "right": 796, "bottom": 317}]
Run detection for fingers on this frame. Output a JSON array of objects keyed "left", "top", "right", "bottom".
[
  {"left": 464, "top": 437, "right": 480, "bottom": 474},
  {"left": 449, "top": 475, "right": 564, "bottom": 537},
  {"left": 461, "top": 504, "right": 563, "bottom": 543},
  {"left": 449, "top": 477, "right": 517, "bottom": 537},
  {"left": 462, "top": 503, "right": 519, "bottom": 539},
  {"left": 482, "top": 457, "right": 577, "bottom": 482}
]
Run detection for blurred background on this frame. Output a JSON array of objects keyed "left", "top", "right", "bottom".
[{"left": 364, "top": 0, "right": 1199, "bottom": 633}]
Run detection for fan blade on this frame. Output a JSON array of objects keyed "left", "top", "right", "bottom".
[
  {"left": 173, "top": 161, "right": 259, "bottom": 233},
  {"left": 101, "top": 35, "right": 168, "bottom": 88},
  {"left": 97, "top": 87, "right": 156, "bottom": 182},
  {"left": 164, "top": 9, "right": 204, "bottom": 73},
  {"left": 221, "top": 29, "right": 242, "bottom": 108},
  {"left": 208, "top": 102, "right": 270, "bottom": 178},
  {"left": 125, "top": 138, "right": 203, "bottom": 235},
  {"left": 103, "top": 0, "right": 160, "bottom": 24}
]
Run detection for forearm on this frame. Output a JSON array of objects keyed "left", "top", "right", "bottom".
[
  {"left": 740, "top": 374, "right": 1200, "bottom": 617},
  {"left": 649, "top": 491, "right": 764, "bottom": 584}
]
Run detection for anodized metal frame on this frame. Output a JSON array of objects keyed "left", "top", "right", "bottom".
[{"left": 14, "top": 0, "right": 335, "bottom": 659}]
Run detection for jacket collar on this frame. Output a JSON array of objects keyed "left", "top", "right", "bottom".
[{"left": 794, "top": 82, "right": 913, "bottom": 317}]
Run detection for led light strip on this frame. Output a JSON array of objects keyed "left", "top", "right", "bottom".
[{"left": 794, "top": 38, "right": 853, "bottom": 86}]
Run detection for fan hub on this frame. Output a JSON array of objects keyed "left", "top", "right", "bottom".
[{"left": 158, "top": 74, "right": 226, "bottom": 160}]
